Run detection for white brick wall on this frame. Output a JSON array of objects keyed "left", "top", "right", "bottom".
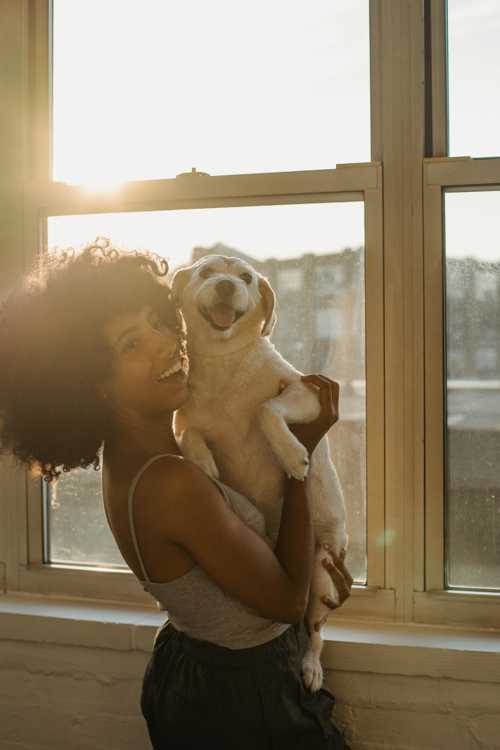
[
  {"left": 328, "top": 671, "right": 500, "bottom": 749},
  {"left": 1, "top": 631, "right": 499, "bottom": 750},
  {"left": 0, "top": 639, "right": 150, "bottom": 750}
]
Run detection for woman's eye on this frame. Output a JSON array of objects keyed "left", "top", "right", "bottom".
[
  {"left": 150, "top": 315, "right": 163, "bottom": 330},
  {"left": 240, "top": 272, "right": 252, "bottom": 284},
  {"left": 123, "top": 338, "right": 139, "bottom": 353}
]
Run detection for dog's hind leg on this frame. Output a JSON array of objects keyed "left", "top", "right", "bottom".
[
  {"left": 301, "top": 626, "right": 325, "bottom": 693},
  {"left": 301, "top": 545, "right": 334, "bottom": 692}
]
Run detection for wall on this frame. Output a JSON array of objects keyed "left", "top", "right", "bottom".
[
  {"left": 1, "top": 603, "right": 499, "bottom": 750},
  {"left": 1, "top": 639, "right": 150, "bottom": 750}
]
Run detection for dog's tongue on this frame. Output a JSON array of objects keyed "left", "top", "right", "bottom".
[{"left": 209, "top": 303, "right": 236, "bottom": 329}]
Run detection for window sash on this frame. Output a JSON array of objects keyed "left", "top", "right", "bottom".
[
  {"left": 422, "top": 157, "right": 500, "bottom": 626},
  {"left": 2, "top": 0, "right": 382, "bottom": 620},
  {"left": 18, "top": 166, "right": 387, "bottom": 614},
  {"left": 419, "top": 0, "right": 500, "bottom": 626}
]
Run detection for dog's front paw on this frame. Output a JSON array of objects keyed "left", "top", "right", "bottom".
[
  {"left": 279, "top": 440, "right": 310, "bottom": 481},
  {"left": 301, "top": 649, "right": 324, "bottom": 693},
  {"left": 180, "top": 430, "right": 220, "bottom": 480}
]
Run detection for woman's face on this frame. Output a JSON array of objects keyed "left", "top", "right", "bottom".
[{"left": 102, "top": 306, "right": 189, "bottom": 418}]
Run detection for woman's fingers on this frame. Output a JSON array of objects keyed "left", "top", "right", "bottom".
[
  {"left": 321, "top": 595, "right": 338, "bottom": 609},
  {"left": 313, "top": 613, "right": 329, "bottom": 631},
  {"left": 333, "top": 556, "right": 354, "bottom": 587},
  {"left": 321, "top": 544, "right": 354, "bottom": 586},
  {"left": 312, "top": 547, "right": 353, "bottom": 630},
  {"left": 301, "top": 374, "right": 339, "bottom": 425},
  {"left": 321, "top": 554, "right": 353, "bottom": 604}
]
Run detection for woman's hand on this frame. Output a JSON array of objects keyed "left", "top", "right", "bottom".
[
  {"left": 286, "top": 374, "right": 340, "bottom": 456},
  {"left": 313, "top": 545, "right": 353, "bottom": 630}
]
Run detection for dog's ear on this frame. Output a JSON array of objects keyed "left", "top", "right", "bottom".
[
  {"left": 171, "top": 266, "right": 192, "bottom": 304},
  {"left": 258, "top": 276, "right": 277, "bottom": 337}
]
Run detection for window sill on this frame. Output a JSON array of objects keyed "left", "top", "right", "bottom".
[
  {"left": 321, "top": 619, "right": 500, "bottom": 684},
  {"left": 0, "top": 593, "right": 163, "bottom": 652},
  {"left": 1, "top": 593, "right": 499, "bottom": 684}
]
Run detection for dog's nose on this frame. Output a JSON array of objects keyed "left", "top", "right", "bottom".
[{"left": 216, "top": 279, "right": 235, "bottom": 299}]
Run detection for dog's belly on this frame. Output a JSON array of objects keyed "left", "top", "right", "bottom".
[{"left": 208, "top": 428, "right": 286, "bottom": 540}]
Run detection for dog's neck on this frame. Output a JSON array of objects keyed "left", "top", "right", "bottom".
[
  {"left": 187, "top": 336, "right": 263, "bottom": 363},
  {"left": 187, "top": 337, "right": 272, "bottom": 388}
]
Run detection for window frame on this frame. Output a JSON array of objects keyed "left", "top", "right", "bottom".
[
  {"left": 1, "top": 0, "right": 498, "bottom": 629},
  {"left": 417, "top": 0, "right": 500, "bottom": 628},
  {"left": 19, "top": 170, "right": 386, "bottom": 612},
  {"left": 2, "top": 0, "right": 388, "bottom": 616},
  {"left": 421, "top": 156, "right": 500, "bottom": 628}
]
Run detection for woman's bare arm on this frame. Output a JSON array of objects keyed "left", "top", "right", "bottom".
[{"left": 136, "top": 375, "right": 339, "bottom": 624}]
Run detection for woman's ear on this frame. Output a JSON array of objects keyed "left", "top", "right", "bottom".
[
  {"left": 171, "top": 266, "right": 193, "bottom": 304},
  {"left": 258, "top": 276, "right": 277, "bottom": 337}
]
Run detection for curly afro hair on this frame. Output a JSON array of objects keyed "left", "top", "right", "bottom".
[{"left": 0, "top": 238, "right": 184, "bottom": 482}]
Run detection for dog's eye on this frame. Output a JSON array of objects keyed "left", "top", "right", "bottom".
[
  {"left": 240, "top": 272, "right": 252, "bottom": 284},
  {"left": 199, "top": 268, "right": 214, "bottom": 279}
]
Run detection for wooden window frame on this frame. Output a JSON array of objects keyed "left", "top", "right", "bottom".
[
  {"left": 415, "top": 0, "right": 500, "bottom": 628},
  {"left": 2, "top": 0, "right": 389, "bottom": 617},
  {"left": 420, "top": 156, "right": 500, "bottom": 628},
  {"left": 2, "top": 0, "right": 497, "bottom": 629}
]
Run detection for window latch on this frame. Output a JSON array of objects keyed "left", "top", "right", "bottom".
[{"left": 176, "top": 167, "right": 211, "bottom": 178}]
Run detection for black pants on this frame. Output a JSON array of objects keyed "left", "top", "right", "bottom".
[{"left": 141, "top": 619, "right": 349, "bottom": 749}]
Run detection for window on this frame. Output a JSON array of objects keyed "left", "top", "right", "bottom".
[
  {"left": 1, "top": 0, "right": 382, "bottom": 609},
  {"left": 52, "top": 0, "right": 371, "bottom": 183},
  {"left": 447, "top": 0, "right": 500, "bottom": 158},
  {"left": 48, "top": 202, "right": 369, "bottom": 585},
  {"left": 421, "top": 0, "right": 500, "bottom": 625},
  {"left": 2, "top": 0, "right": 498, "bottom": 628},
  {"left": 444, "top": 192, "right": 500, "bottom": 592},
  {"left": 276, "top": 268, "right": 303, "bottom": 294}
]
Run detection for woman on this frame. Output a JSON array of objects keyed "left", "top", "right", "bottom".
[{"left": 0, "top": 241, "right": 352, "bottom": 749}]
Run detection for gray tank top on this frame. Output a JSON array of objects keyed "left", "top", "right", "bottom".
[{"left": 128, "top": 454, "right": 290, "bottom": 649}]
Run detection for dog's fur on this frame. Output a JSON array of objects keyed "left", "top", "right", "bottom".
[{"left": 172, "top": 255, "right": 347, "bottom": 691}]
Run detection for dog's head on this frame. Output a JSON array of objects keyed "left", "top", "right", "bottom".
[{"left": 171, "top": 255, "right": 277, "bottom": 353}]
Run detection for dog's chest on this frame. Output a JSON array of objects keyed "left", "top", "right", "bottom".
[{"left": 182, "top": 345, "right": 289, "bottom": 432}]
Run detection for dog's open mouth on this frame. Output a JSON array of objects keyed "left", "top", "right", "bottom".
[{"left": 201, "top": 303, "right": 245, "bottom": 331}]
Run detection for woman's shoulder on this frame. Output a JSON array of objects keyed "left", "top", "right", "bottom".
[{"left": 134, "top": 454, "right": 221, "bottom": 508}]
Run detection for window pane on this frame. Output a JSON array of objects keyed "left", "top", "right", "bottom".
[
  {"left": 47, "top": 202, "right": 367, "bottom": 581},
  {"left": 444, "top": 191, "right": 500, "bottom": 590},
  {"left": 447, "top": 0, "right": 500, "bottom": 158},
  {"left": 44, "top": 468, "right": 123, "bottom": 567},
  {"left": 52, "top": 0, "right": 371, "bottom": 184}
]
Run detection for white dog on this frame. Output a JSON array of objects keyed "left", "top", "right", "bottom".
[{"left": 172, "top": 254, "right": 347, "bottom": 692}]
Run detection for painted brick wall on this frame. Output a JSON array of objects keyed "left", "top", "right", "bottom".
[{"left": 1, "top": 636, "right": 499, "bottom": 750}]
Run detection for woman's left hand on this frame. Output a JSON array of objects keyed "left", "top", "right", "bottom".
[{"left": 313, "top": 545, "right": 354, "bottom": 631}]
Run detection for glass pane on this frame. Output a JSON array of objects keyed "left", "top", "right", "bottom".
[
  {"left": 444, "top": 191, "right": 500, "bottom": 590},
  {"left": 52, "top": 0, "right": 371, "bottom": 184},
  {"left": 447, "top": 0, "right": 500, "bottom": 157},
  {"left": 44, "top": 468, "right": 123, "bottom": 567},
  {"left": 47, "top": 201, "right": 367, "bottom": 582}
]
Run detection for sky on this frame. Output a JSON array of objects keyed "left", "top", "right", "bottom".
[
  {"left": 445, "top": 0, "right": 500, "bottom": 262},
  {"left": 52, "top": 0, "right": 370, "bottom": 183},
  {"left": 50, "top": 0, "right": 499, "bottom": 264},
  {"left": 50, "top": 0, "right": 369, "bottom": 264}
]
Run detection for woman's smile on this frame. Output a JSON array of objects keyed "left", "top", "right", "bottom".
[
  {"left": 102, "top": 306, "right": 190, "bottom": 415},
  {"left": 155, "top": 357, "right": 189, "bottom": 384}
]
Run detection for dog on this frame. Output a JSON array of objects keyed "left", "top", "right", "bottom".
[{"left": 172, "top": 254, "right": 347, "bottom": 692}]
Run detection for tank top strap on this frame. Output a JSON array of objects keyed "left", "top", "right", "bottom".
[
  {"left": 127, "top": 453, "right": 172, "bottom": 583},
  {"left": 207, "top": 474, "right": 235, "bottom": 511}
]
